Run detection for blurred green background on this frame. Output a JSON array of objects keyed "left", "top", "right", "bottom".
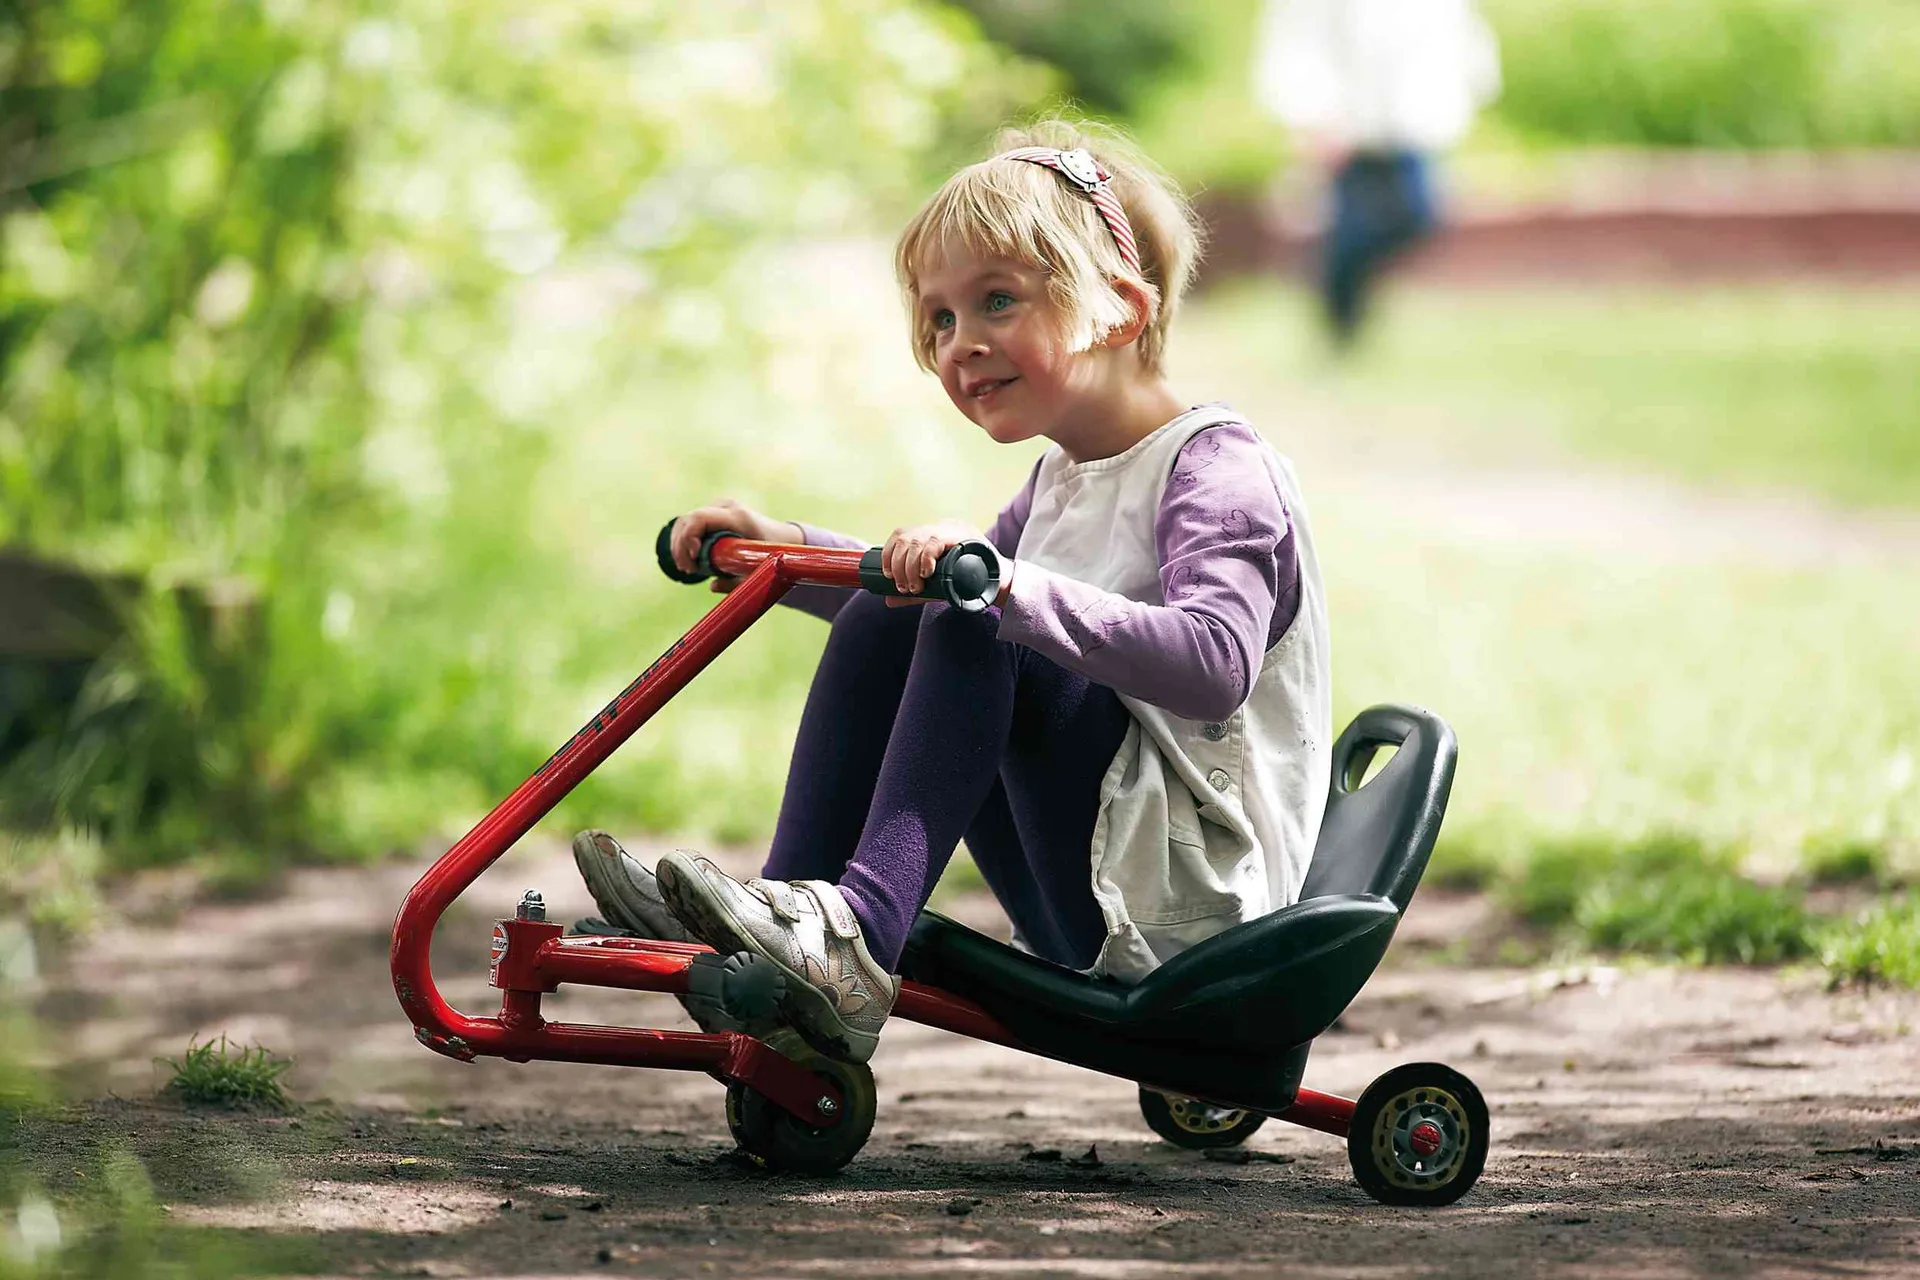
[
  {"left": 3, "top": 0, "right": 1917, "bottom": 929},
  {"left": 3, "top": 0, "right": 1919, "bottom": 1266}
]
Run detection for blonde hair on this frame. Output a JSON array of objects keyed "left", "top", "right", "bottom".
[{"left": 895, "top": 118, "right": 1204, "bottom": 376}]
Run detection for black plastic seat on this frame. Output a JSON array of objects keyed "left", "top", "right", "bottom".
[{"left": 898, "top": 703, "right": 1458, "bottom": 1112}]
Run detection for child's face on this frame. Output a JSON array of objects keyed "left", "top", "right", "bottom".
[{"left": 915, "top": 247, "right": 1091, "bottom": 447}]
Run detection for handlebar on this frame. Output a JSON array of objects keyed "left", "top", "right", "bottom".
[{"left": 654, "top": 519, "right": 1002, "bottom": 613}]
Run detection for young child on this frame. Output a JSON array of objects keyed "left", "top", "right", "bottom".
[{"left": 574, "top": 119, "right": 1332, "bottom": 1065}]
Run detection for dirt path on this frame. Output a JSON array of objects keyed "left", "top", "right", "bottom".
[{"left": 26, "top": 838, "right": 1920, "bottom": 1278}]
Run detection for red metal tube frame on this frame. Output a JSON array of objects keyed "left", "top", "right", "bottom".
[{"left": 389, "top": 536, "right": 1354, "bottom": 1137}]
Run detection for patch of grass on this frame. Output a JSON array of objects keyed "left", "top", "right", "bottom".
[
  {"left": 1483, "top": 0, "right": 1920, "bottom": 149},
  {"left": 158, "top": 1037, "right": 292, "bottom": 1112},
  {"left": 0, "top": 831, "right": 103, "bottom": 935},
  {"left": 1422, "top": 819, "right": 1512, "bottom": 892},
  {"left": 1818, "top": 895, "right": 1920, "bottom": 988},
  {"left": 1316, "top": 513, "right": 1920, "bottom": 876},
  {"left": 1802, "top": 835, "right": 1892, "bottom": 887},
  {"left": 1186, "top": 284, "right": 1920, "bottom": 511},
  {"left": 1497, "top": 832, "right": 1816, "bottom": 965},
  {"left": 1577, "top": 872, "right": 1814, "bottom": 965},
  {"left": 1471, "top": 830, "right": 1920, "bottom": 985},
  {"left": 933, "top": 850, "right": 989, "bottom": 901},
  {"left": 1498, "top": 831, "right": 1656, "bottom": 928}
]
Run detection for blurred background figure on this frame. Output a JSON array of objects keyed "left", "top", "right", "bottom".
[{"left": 1253, "top": 0, "right": 1501, "bottom": 348}]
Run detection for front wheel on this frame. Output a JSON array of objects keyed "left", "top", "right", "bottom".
[
  {"left": 1347, "top": 1062, "right": 1488, "bottom": 1206},
  {"left": 725, "top": 1031, "right": 876, "bottom": 1174},
  {"left": 1138, "top": 1086, "right": 1268, "bottom": 1150}
]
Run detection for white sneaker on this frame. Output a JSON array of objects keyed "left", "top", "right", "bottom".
[
  {"left": 655, "top": 853, "right": 897, "bottom": 1064},
  {"left": 573, "top": 831, "right": 794, "bottom": 1037},
  {"left": 571, "top": 830, "right": 696, "bottom": 944}
]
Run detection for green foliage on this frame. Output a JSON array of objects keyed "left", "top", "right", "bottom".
[
  {"left": 1498, "top": 831, "right": 1813, "bottom": 965},
  {"left": 1483, "top": 0, "right": 1920, "bottom": 148},
  {"left": 947, "top": 0, "right": 1194, "bottom": 117},
  {"left": 1378, "top": 286, "right": 1920, "bottom": 511},
  {"left": 1803, "top": 835, "right": 1890, "bottom": 887},
  {"left": 1818, "top": 895, "right": 1920, "bottom": 988},
  {"left": 0, "top": 592, "right": 304, "bottom": 865},
  {"left": 1497, "top": 831, "right": 1666, "bottom": 929},
  {"left": 1193, "top": 283, "right": 1920, "bottom": 516},
  {"left": 0, "top": 1147, "right": 289, "bottom": 1280},
  {"left": 1108, "top": 0, "right": 1920, "bottom": 192},
  {"left": 1083, "top": 0, "right": 1286, "bottom": 194},
  {"left": 0, "top": 1014, "right": 48, "bottom": 1124},
  {"left": 24, "top": 1152, "right": 163, "bottom": 1280},
  {"left": 0, "top": 1, "right": 1039, "bottom": 866},
  {"left": 158, "top": 1037, "right": 292, "bottom": 1111},
  {"left": 1577, "top": 866, "right": 1814, "bottom": 965},
  {"left": 0, "top": 920, "right": 50, "bottom": 1134},
  {"left": 1479, "top": 832, "right": 1920, "bottom": 982}
]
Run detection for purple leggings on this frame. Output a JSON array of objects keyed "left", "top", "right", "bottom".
[{"left": 761, "top": 590, "right": 1132, "bottom": 972}]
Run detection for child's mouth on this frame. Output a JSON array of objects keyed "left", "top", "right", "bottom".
[{"left": 970, "top": 377, "right": 1016, "bottom": 401}]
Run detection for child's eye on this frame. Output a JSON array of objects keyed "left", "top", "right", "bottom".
[
  {"left": 931, "top": 308, "right": 955, "bottom": 332},
  {"left": 986, "top": 291, "right": 1015, "bottom": 313}
]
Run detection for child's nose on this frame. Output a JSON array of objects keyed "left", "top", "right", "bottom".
[{"left": 954, "top": 322, "right": 990, "bottom": 356}]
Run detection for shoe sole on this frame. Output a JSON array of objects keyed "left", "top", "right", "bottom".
[
  {"left": 571, "top": 834, "right": 647, "bottom": 934},
  {"left": 656, "top": 857, "right": 882, "bottom": 1065},
  {"left": 568, "top": 916, "right": 637, "bottom": 938},
  {"left": 683, "top": 951, "right": 787, "bottom": 1038},
  {"left": 571, "top": 834, "right": 693, "bottom": 943}
]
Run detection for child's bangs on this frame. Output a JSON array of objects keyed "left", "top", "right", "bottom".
[
  {"left": 896, "top": 162, "right": 1111, "bottom": 370},
  {"left": 897, "top": 163, "right": 1058, "bottom": 283}
]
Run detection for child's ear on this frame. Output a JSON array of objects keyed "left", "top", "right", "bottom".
[{"left": 1099, "top": 278, "right": 1155, "bottom": 351}]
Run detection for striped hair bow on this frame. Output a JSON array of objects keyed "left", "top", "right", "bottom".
[{"left": 997, "top": 146, "right": 1141, "bottom": 276}]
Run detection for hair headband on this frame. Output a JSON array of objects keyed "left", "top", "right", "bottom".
[{"left": 997, "top": 146, "right": 1142, "bottom": 276}]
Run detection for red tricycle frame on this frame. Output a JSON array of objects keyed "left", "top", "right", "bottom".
[{"left": 389, "top": 536, "right": 1355, "bottom": 1140}]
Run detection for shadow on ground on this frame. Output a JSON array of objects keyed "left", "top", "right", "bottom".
[{"left": 25, "top": 838, "right": 1920, "bottom": 1277}]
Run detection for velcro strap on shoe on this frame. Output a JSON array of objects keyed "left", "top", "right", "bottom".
[
  {"left": 795, "top": 880, "right": 861, "bottom": 940},
  {"left": 746, "top": 878, "right": 803, "bottom": 922}
]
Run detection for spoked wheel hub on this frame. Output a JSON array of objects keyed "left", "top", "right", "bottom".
[
  {"left": 1347, "top": 1063, "right": 1489, "bottom": 1206},
  {"left": 1407, "top": 1118, "right": 1445, "bottom": 1158},
  {"left": 1170, "top": 1096, "right": 1249, "bottom": 1135},
  {"left": 1375, "top": 1091, "right": 1468, "bottom": 1187},
  {"left": 1137, "top": 1086, "right": 1268, "bottom": 1150}
]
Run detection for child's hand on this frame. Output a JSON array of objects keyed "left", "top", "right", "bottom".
[
  {"left": 881, "top": 520, "right": 984, "bottom": 606},
  {"left": 669, "top": 499, "right": 803, "bottom": 589}
]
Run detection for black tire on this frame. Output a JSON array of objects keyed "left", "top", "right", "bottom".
[
  {"left": 1138, "top": 1086, "right": 1268, "bottom": 1150},
  {"left": 725, "top": 1031, "right": 876, "bottom": 1175},
  {"left": 1347, "top": 1062, "right": 1488, "bottom": 1206}
]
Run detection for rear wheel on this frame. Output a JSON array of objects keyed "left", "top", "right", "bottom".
[
  {"left": 1347, "top": 1063, "right": 1488, "bottom": 1206},
  {"left": 1138, "top": 1086, "right": 1268, "bottom": 1150},
  {"left": 725, "top": 1031, "right": 876, "bottom": 1174}
]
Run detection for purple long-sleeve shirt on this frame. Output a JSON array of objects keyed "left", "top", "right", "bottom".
[{"left": 781, "top": 420, "right": 1301, "bottom": 723}]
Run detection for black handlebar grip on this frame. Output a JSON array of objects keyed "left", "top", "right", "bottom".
[
  {"left": 655, "top": 520, "right": 706, "bottom": 584},
  {"left": 695, "top": 530, "right": 738, "bottom": 580},
  {"left": 858, "top": 539, "right": 1001, "bottom": 613},
  {"left": 654, "top": 519, "right": 744, "bottom": 585}
]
